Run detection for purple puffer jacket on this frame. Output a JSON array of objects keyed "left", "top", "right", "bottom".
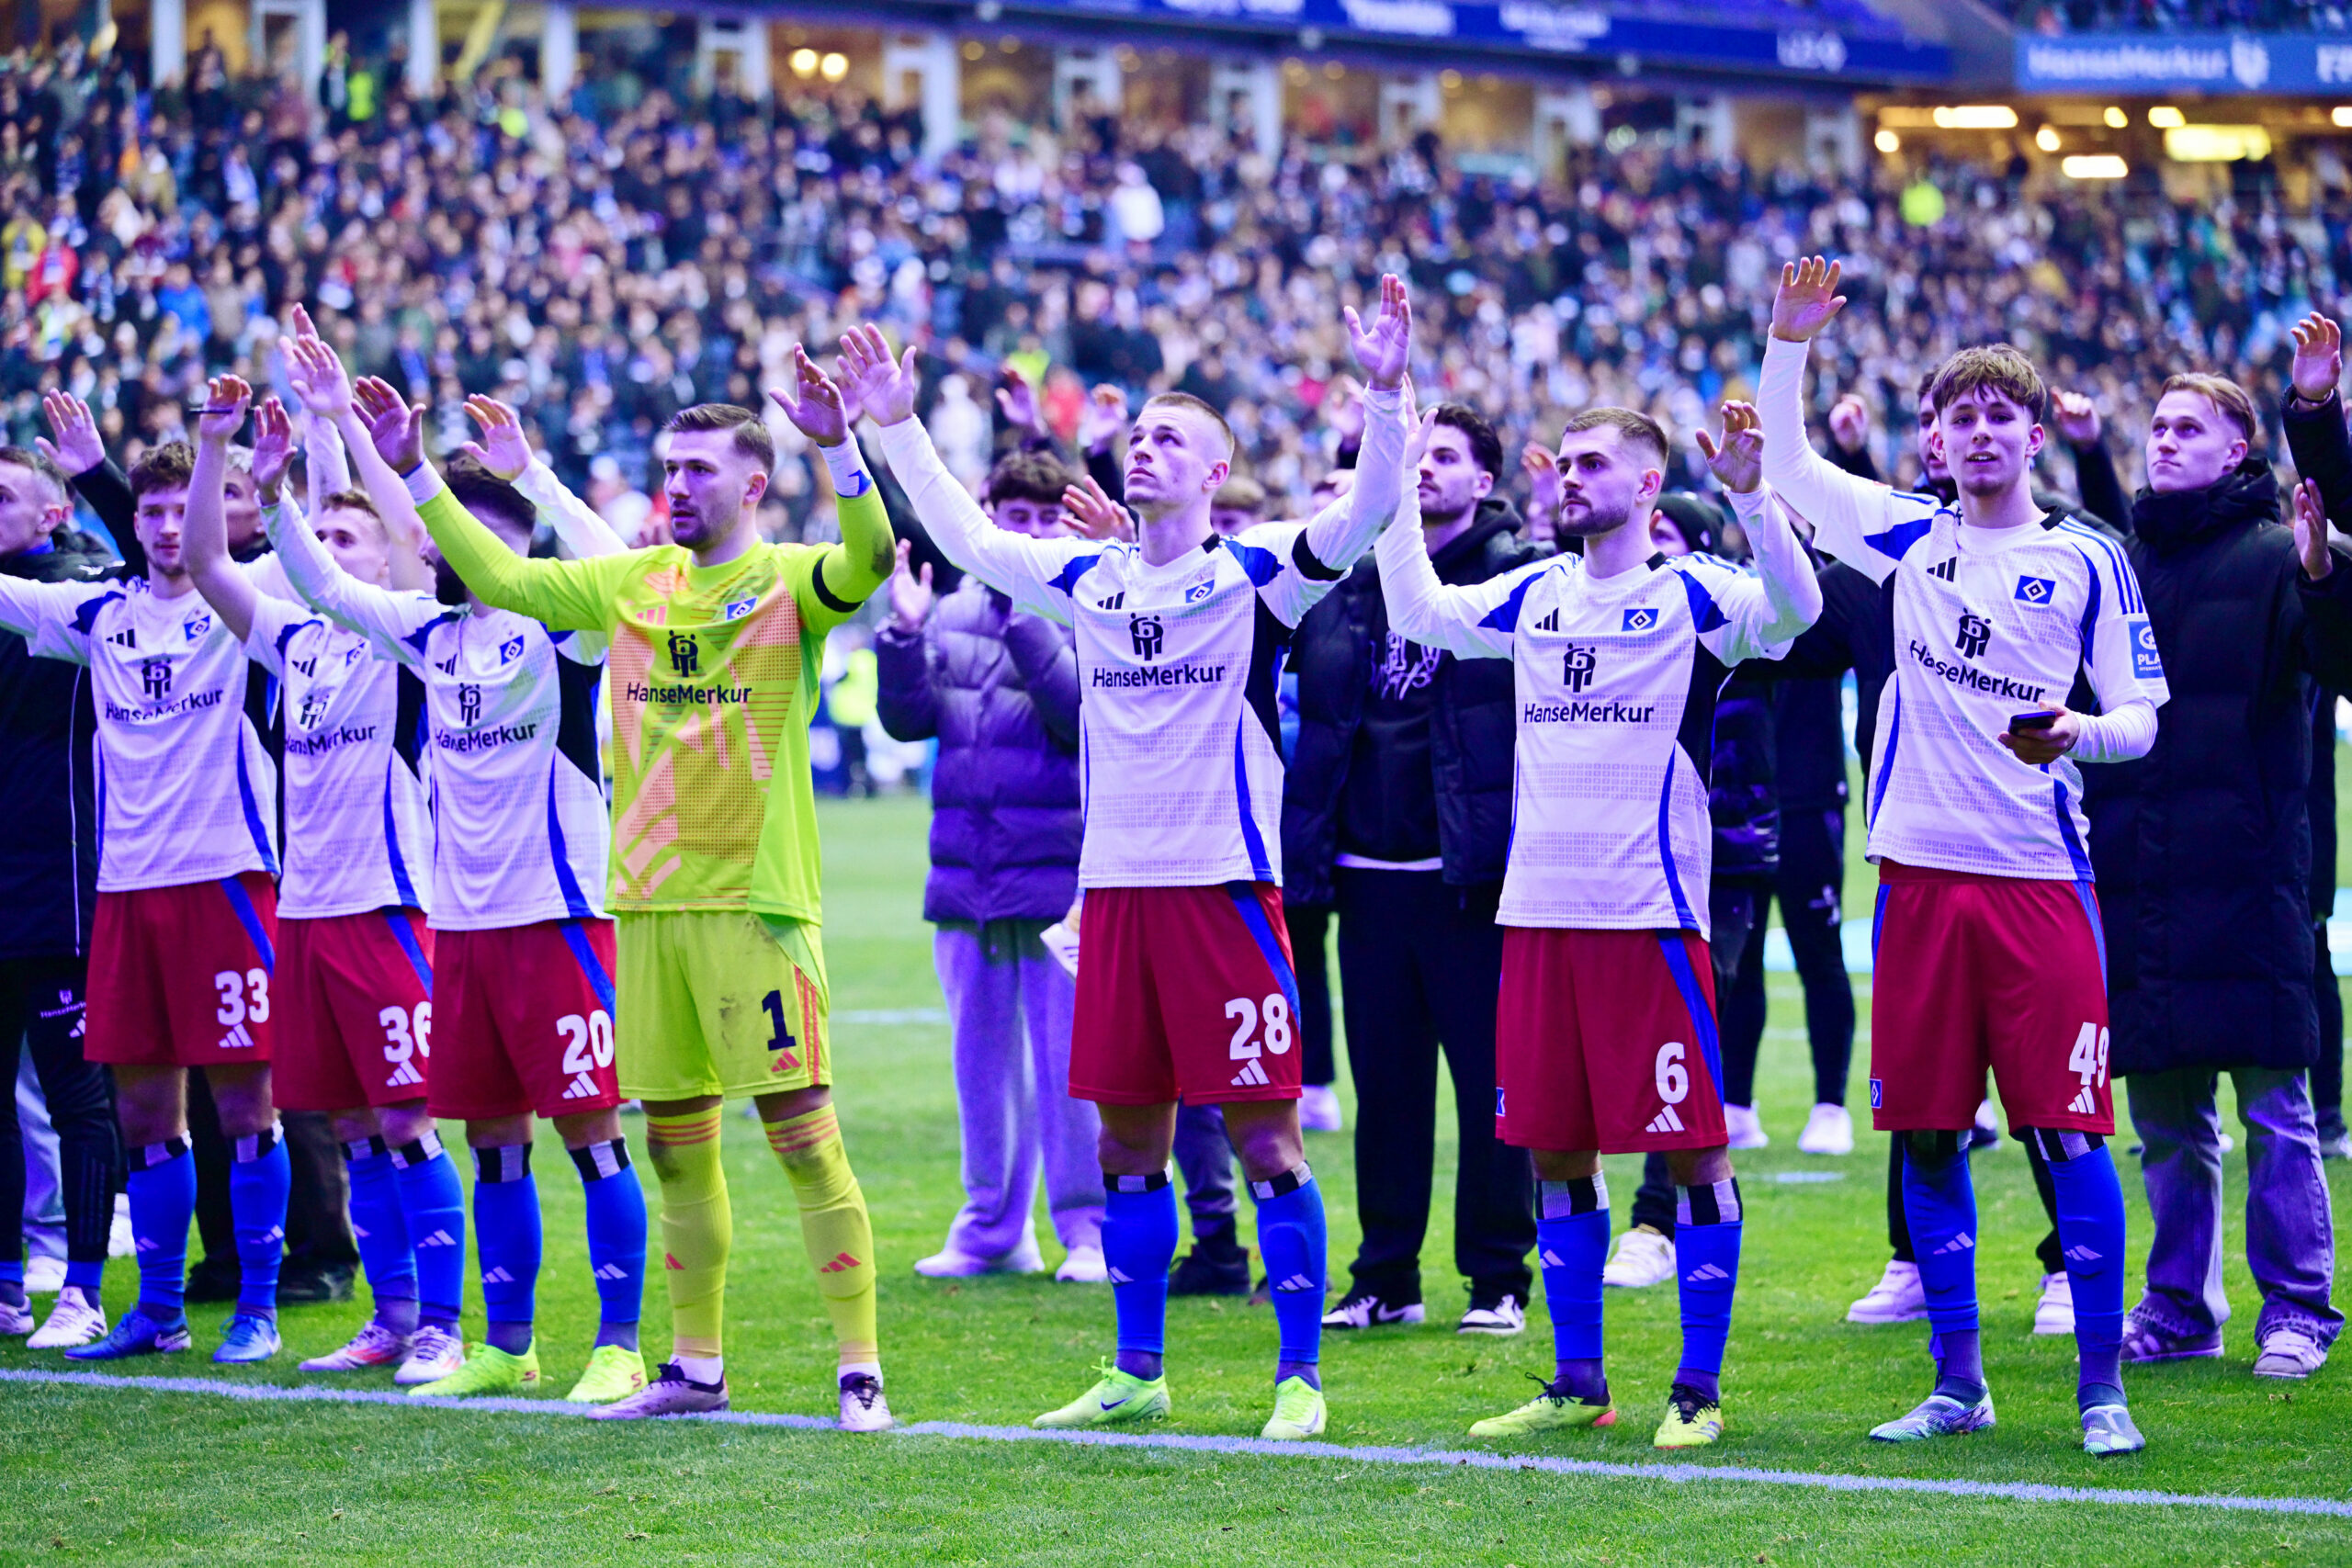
[{"left": 876, "top": 581, "right": 1082, "bottom": 924}]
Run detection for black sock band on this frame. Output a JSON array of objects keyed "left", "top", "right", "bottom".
[
  {"left": 1539, "top": 1174, "right": 1609, "bottom": 1218},
  {"left": 1249, "top": 1162, "right": 1313, "bottom": 1201},
  {"left": 132, "top": 1137, "right": 189, "bottom": 1171},
  {"left": 2028, "top": 1127, "right": 2104, "bottom": 1164},
  {"left": 388, "top": 1131, "right": 446, "bottom": 1170},
  {"left": 344, "top": 1134, "right": 390, "bottom": 1163},
  {"left": 1677, "top": 1178, "right": 1743, "bottom": 1226},
  {"left": 1106, "top": 1170, "right": 1170, "bottom": 1195},
  {"left": 569, "top": 1138, "right": 632, "bottom": 1180},
  {"left": 474, "top": 1144, "right": 533, "bottom": 1183},
  {"left": 232, "top": 1122, "right": 283, "bottom": 1163}
]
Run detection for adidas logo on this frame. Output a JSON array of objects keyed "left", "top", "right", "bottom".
[
  {"left": 664, "top": 1253, "right": 685, "bottom": 1270},
  {"left": 1533, "top": 608, "right": 1560, "bottom": 632},
  {"left": 481, "top": 1266, "right": 515, "bottom": 1284},
  {"left": 818, "top": 1252, "right": 861, "bottom": 1274},
  {"left": 1272, "top": 1273, "right": 1317, "bottom": 1292},
  {"left": 1106, "top": 1266, "right": 1133, "bottom": 1284},
  {"left": 1932, "top": 1232, "right": 1976, "bottom": 1256},
  {"left": 355, "top": 1223, "right": 371, "bottom": 1239},
  {"left": 593, "top": 1262, "right": 632, "bottom": 1280},
  {"left": 1231, "top": 1059, "right": 1271, "bottom": 1088},
  {"left": 2069, "top": 1087, "right": 2099, "bottom": 1116},
  {"left": 260, "top": 1226, "right": 285, "bottom": 1245},
  {"left": 1645, "top": 1105, "right": 1685, "bottom": 1135},
  {"left": 1684, "top": 1263, "right": 1730, "bottom": 1283},
  {"left": 386, "top": 1060, "right": 424, "bottom": 1089},
  {"left": 219, "top": 1022, "right": 256, "bottom": 1050},
  {"left": 416, "top": 1229, "right": 458, "bottom": 1248},
  {"left": 1928, "top": 558, "right": 1958, "bottom": 581},
  {"left": 135, "top": 1235, "right": 158, "bottom": 1253},
  {"left": 1097, "top": 592, "right": 1125, "bottom": 610},
  {"left": 1538, "top": 1248, "right": 1565, "bottom": 1268},
  {"left": 560, "top": 1071, "right": 599, "bottom": 1100},
  {"left": 2063, "top": 1244, "right": 2102, "bottom": 1264}
]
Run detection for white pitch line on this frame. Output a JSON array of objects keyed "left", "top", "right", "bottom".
[{"left": 7, "top": 1366, "right": 2351, "bottom": 1519}]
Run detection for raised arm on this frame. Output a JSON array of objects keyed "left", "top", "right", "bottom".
[
  {"left": 459, "top": 393, "right": 629, "bottom": 559},
  {"left": 282, "top": 333, "right": 435, "bottom": 594},
  {"left": 1297, "top": 275, "right": 1412, "bottom": 573},
  {"left": 1758, "top": 257, "right": 1907, "bottom": 582},
  {"left": 780, "top": 335, "right": 899, "bottom": 621},
  {"left": 185, "top": 376, "right": 266, "bottom": 643},
  {"left": 1700, "top": 401, "right": 1821, "bottom": 658},
  {"left": 0, "top": 574, "right": 106, "bottom": 663},
  {"left": 1374, "top": 475, "right": 1524, "bottom": 661},
  {"left": 41, "top": 389, "right": 139, "bottom": 570}
]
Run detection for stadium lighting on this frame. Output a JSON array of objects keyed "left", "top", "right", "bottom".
[
  {"left": 2335, "top": 107, "right": 2352, "bottom": 127},
  {"left": 1874, "top": 129, "right": 1901, "bottom": 154},
  {"left": 2103, "top": 106, "right": 2128, "bottom": 129},
  {"left": 1930, "top": 106, "right": 2018, "bottom": 130},
  {"left": 820, "top": 52, "right": 850, "bottom": 82},
  {"left": 2062, "top": 154, "right": 2129, "bottom": 180},
  {"left": 2164, "top": 125, "right": 2271, "bottom": 162},
  {"left": 789, "top": 48, "right": 819, "bottom": 78},
  {"left": 2148, "top": 106, "right": 2186, "bottom": 128},
  {"left": 2035, "top": 126, "right": 2060, "bottom": 152}
]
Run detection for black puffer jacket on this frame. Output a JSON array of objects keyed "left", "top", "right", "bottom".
[
  {"left": 2085, "top": 450, "right": 2352, "bottom": 1076},
  {"left": 1282, "top": 496, "right": 1544, "bottom": 907}
]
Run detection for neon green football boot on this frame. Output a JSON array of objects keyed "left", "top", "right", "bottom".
[
  {"left": 1469, "top": 1378, "right": 1617, "bottom": 1438},
  {"left": 1260, "top": 1375, "right": 1327, "bottom": 1441},
  {"left": 1651, "top": 1382, "right": 1725, "bottom": 1449},
  {"left": 408, "top": 1341, "right": 541, "bottom": 1399},
  {"left": 564, "top": 1344, "right": 648, "bottom": 1404},
  {"left": 1033, "top": 1359, "right": 1172, "bottom": 1429}
]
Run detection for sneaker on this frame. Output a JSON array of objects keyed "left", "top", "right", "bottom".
[
  {"left": 184, "top": 1256, "right": 240, "bottom": 1303},
  {"left": 1847, "top": 1259, "right": 1928, "bottom": 1324},
  {"left": 1652, "top": 1382, "right": 1725, "bottom": 1449},
  {"left": 394, "top": 1324, "right": 466, "bottom": 1386},
  {"left": 1970, "top": 1100, "right": 2002, "bottom": 1151},
  {"left": 213, "top": 1313, "right": 281, "bottom": 1364},
  {"left": 277, "top": 1260, "right": 357, "bottom": 1304},
  {"left": 2320, "top": 1129, "right": 2352, "bottom": 1161},
  {"left": 1469, "top": 1377, "right": 1615, "bottom": 1438},
  {"left": 1458, "top": 1290, "right": 1526, "bottom": 1337},
  {"left": 1261, "top": 1375, "right": 1326, "bottom": 1441},
  {"left": 2082, "top": 1403, "right": 2146, "bottom": 1456},
  {"left": 2120, "top": 1318, "right": 2223, "bottom": 1364},
  {"left": 2218, "top": 1132, "right": 2235, "bottom": 1155},
  {"left": 2032, "top": 1272, "right": 2075, "bottom": 1337},
  {"left": 64, "top": 1305, "right": 191, "bottom": 1360},
  {"left": 1055, "top": 1246, "right": 1108, "bottom": 1284},
  {"left": 300, "top": 1320, "right": 413, "bottom": 1371},
  {"left": 1298, "top": 1084, "right": 1343, "bottom": 1134},
  {"left": 27, "top": 1288, "right": 105, "bottom": 1349},
  {"left": 565, "top": 1344, "right": 649, "bottom": 1404},
  {"left": 1870, "top": 1391, "right": 1995, "bottom": 1442},
  {"left": 591, "top": 1359, "right": 729, "bottom": 1419},
  {"left": 1033, "top": 1359, "right": 1171, "bottom": 1429},
  {"left": 0, "top": 1298, "right": 29, "bottom": 1335},
  {"left": 408, "top": 1341, "right": 540, "bottom": 1398},
  {"left": 840, "top": 1371, "right": 893, "bottom": 1431},
  {"left": 2253, "top": 1325, "right": 2329, "bottom": 1380},
  {"left": 1168, "top": 1241, "right": 1250, "bottom": 1297},
  {"left": 1601, "top": 1225, "right": 1676, "bottom": 1290},
  {"left": 23, "top": 1255, "right": 64, "bottom": 1293},
  {"left": 1797, "top": 1102, "right": 1854, "bottom": 1156},
  {"left": 1724, "top": 1103, "right": 1769, "bottom": 1150},
  {"left": 914, "top": 1243, "right": 1045, "bottom": 1277},
  {"left": 1322, "top": 1287, "right": 1424, "bottom": 1329}
]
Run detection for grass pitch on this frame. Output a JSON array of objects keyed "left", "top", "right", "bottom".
[{"left": 6, "top": 791, "right": 2352, "bottom": 1565}]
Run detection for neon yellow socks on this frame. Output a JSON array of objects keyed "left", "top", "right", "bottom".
[
  {"left": 764, "top": 1105, "right": 879, "bottom": 1369},
  {"left": 643, "top": 1109, "right": 730, "bottom": 1361}
]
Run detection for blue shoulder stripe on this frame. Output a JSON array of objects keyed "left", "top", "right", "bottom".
[
  {"left": 2058, "top": 521, "right": 2139, "bottom": 613},
  {"left": 1673, "top": 560, "right": 1730, "bottom": 634},
  {"left": 1476, "top": 569, "right": 1544, "bottom": 634},
  {"left": 1864, "top": 517, "right": 1935, "bottom": 562},
  {"left": 1219, "top": 536, "right": 1283, "bottom": 588},
  {"left": 70, "top": 589, "right": 125, "bottom": 637},
  {"left": 1046, "top": 551, "right": 1104, "bottom": 597}
]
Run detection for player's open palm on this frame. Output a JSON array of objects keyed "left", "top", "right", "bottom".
[
  {"left": 1345, "top": 273, "right": 1412, "bottom": 391},
  {"left": 354, "top": 376, "right": 425, "bottom": 473},
  {"left": 769, "top": 344, "right": 850, "bottom": 447},
  {"left": 460, "top": 395, "right": 534, "bottom": 480},
  {"left": 1771, "top": 254, "right": 1846, "bottom": 343},
  {"left": 2296, "top": 478, "right": 2335, "bottom": 581},
  {"left": 995, "top": 365, "right": 1043, "bottom": 436},
  {"left": 248, "top": 396, "right": 294, "bottom": 498},
  {"left": 834, "top": 325, "right": 920, "bottom": 429},
  {"left": 1080, "top": 383, "right": 1129, "bottom": 455},
  {"left": 2050, "top": 390, "right": 2100, "bottom": 446},
  {"left": 1060, "top": 474, "right": 1133, "bottom": 541},
  {"left": 198, "top": 376, "right": 253, "bottom": 441},
  {"left": 283, "top": 335, "right": 353, "bottom": 417},
  {"left": 1697, "top": 401, "right": 1764, "bottom": 494},
  {"left": 888, "top": 538, "right": 934, "bottom": 630},
  {"left": 2291, "top": 313, "right": 2343, "bottom": 403},
  {"left": 38, "top": 389, "right": 106, "bottom": 476}
]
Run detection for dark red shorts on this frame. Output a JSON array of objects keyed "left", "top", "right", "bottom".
[
  {"left": 427, "top": 919, "right": 620, "bottom": 1121},
  {"left": 86, "top": 873, "right": 278, "bottom": 1067},
  {"left": 1869, "top": 861, "right": 2112, "bottom": 1136},
  {"left": 1070, "top": 883, "right": 1302, "bottom": 1107},
  {"left": 272, "top": 908, "right": 435, "bottom": 1112},
  {"left": 1495, "top": 927, "right": 1728, "bottom": 1155}
]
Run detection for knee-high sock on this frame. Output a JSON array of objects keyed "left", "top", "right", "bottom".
[
  {"left": 646, "top": 1109, "right": 729, "bottom": 1362},
  {"left": 1900, "top": 1131, "right": 1984, "bottom": 1397},
  {"left": 390, "top": 1132, "right": 466, "bottom": 1330},
  {"left": 1537, "top": 1175, "right": 1610, "bottom": 1400},
  {"left": 126, "top": 1138, "right": 195, "bottom": 1321},
  {"left": 571, "top": 1138, "right": 648, "bottom": 1350},
  {"left": 229, "top": 1122, "right": 291, "bottom": 1318},
  {"left": 1674, "top": 1178, "right": 1743, "bottom": 1402},
  {"left": 471, "top": 1144, "right": 540, "bottom": 1354},
  {"left": 1102, "top": 1172, "right": 1178, "bottom": 1359},
  {"left": 766, "top": 1105, "right": 878, "bottom": 1370},
  {"left": 2037, "top": 1129, "right": 2127, "bottom": 1407},
  {"left": 343, "top": 1136, "right": 418, "bottom": 1333},
  {"left": 1252, "top": 1164, "right": 1327, "bottom": 1377}
]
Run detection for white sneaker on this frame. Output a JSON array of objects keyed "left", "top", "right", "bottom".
[
  {"left": 1724, "top": 1103, "right": 1769, "bottom": 1150},
  {"left": 839, "top": 1371, "right": 893, "bottom": 1430},
  {"left": 0, "top": 1298, "right": 29, "bottom": 1335},
  {"left": 23, "top": 1256, "right": 64, "bottom": 1294},
  {"left": 1600, "top": 1225, "right": 1676, "bottom": 1289},
  {"left": 1298, "top": 1084, "right": 1343, "bottom": 1134},
  {"left": 2319, "top": 1130, "right": 2352, "bottom": 1160},
  {"left": 2033, "top": 1271, "right": 2075, "bottom": 1337},
  {"left": 2218, "top": 1132, "right": 2236, "bottom": 1155},
  {"left": 2254, "top": 1325, "right": 2329, "bottom": 1380},
  {"left": 27, "top": 1287, "right": 106, "bottom": 1349},
  {"left": 301, "top": 1320, "right": 414, "bottom": 1371},
  {"left": 915, "top": 1243, "right": 1046, "bottom": 1277},
  {"left": 1055, "top": 1245, "right": 1108, "bottom": 1283},
  {"left": 1972, "top": 1099, "right": 2002, "bottom": 1148},
  {"left": 1458, "top": 1292, "right": 1526, "bottom": 1336},
  {"left": 1847, "top": 1258, "right": 1928, "bottom": 1324},
  {"left": 108, "top": 1193, "right": 133, "bottom": 1258},
  {"left": 393, "top": 1324, "right": 466, "bottom": 1386},
  {"left": 1796, "top": 1103, "right": 1854, "bottom": 1156}
]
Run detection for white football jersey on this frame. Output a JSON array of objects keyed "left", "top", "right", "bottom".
[
  {"left": 245, "top": 593, "right": 435, "bottom": 919},
  {"left": 0, "top": 575, "right": 277, "bottom": 892}
]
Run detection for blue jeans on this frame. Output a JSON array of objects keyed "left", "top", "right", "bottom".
[{"left": 2127, "top": 1066, "right": 2341, "bottom": 1345}]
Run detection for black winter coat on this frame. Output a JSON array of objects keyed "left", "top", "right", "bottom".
[
  {"left": 1281, "top": 497, "right": 1544, "bottom": 908},
  {"left": 2084, "top": 449, "right": 2352, "bottom": 1076}
]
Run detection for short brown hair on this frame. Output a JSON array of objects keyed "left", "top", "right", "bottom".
[
  {"left": 0, "top": 446, "right": 70, "bottom": 504},
  {"left": 1559, "top": 408, "right": 1668, "bottom": 468},
  {"left": 986, "top": 449, "right": 1075, "bottom": 508},
  {"left": 1212, "top": 475, "right": 1268, "bottom": 519},
  {"left": 1929, "top": 345, "right": 2048, "bottom": 423},
  {"left": 1141, "top": 391, "right": 1236, "bottom": 459},
  {"left": 443, "top": 453, "right": 536, "bottom": 536},
  {"left": 318, "top": 488, "right": 383, "bottom": 521},
  {"left": 665, "top": 403, "right": 775, "bottom": 474},
  {"left": 2158, "top": 373, "right": 2257, "bottom": 441},
  {"left": 129, "top": 441, "right": 194, "bottom": 498}
]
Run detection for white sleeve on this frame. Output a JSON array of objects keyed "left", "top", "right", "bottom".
[
  {"left": 263, "top": 497, "right": 440, "bottom": 666},
  {"left": 1694, "top": 484, "right": 1822, "bottom": 663},
  {"left": 874, "top": 417, "right": 1088, "bottom": 623},
  {"left": 303, "top": 412, "right": 352, "bottom": 515},
  {"left": 1298, "top": 386, "right": 1408, "bottom": 578},
  {"left": 240, "top": 591, "right": 312, "bottom": 680},
  {"left": 0, "top": 575, "right": 106, "bottom": 664},
  {"left": 2068, "top": 697, "right": 2158, "bottom": 763},
  {"left": 1758, "top": 334, "right": 1921, "bottom": 585},
  {"left": 516, "top": 461, "right": 628, "bottom": 558},
  {"left": 1372, "top": 485, "right": 1528, "bottom": 660}
]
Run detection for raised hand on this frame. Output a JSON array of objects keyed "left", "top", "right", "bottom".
[
  {"left": 353, "top": 376, "right": 426, "bottom": 473},
  {"left": 1696, "top": 400, "right": 1764, "bottom": 495},
  {"left": 2050, "top": 389, "right": 2101, "bottom": 446},
  {"left": 1828, "top": 394, "right": 1870, "bottom": 455},
  {"left": 248, "top": 396, "right": 294, "bottom": 501},
  {"left": 38, "top": 389, "right": 106, "bottom": 476},
  {"left": 2296, "top": 478, "right": 2335, "bottom": 581},
  {"left": 287, "top": 301, "right": 322, "bottom": 343},
  {"left": 1059, "top": 473, "right": 1135, "bottom": 541},
  {"left": 1079, "top": 383, "right": 1128, "bottom": 456},
  {"left": 198, "top": 375, "right": 253, "bottom": 443},
  {"left": 994, "top": 365, "right": 1045, "bottom": 437},
  {"left": 1344, "top": 273, "right": 1412, "bottom": 392},
  {"left": 887, "top": 538, "right": 935, "bottom": 631},
  {"left": 767, "top": 344, "right": 850, "bottom": 448},
  {"left": 2291, "top": 313, "right": 2343, "bottom": 405},
  {"left": 282, "top": 334, "right": 354, "bottom": 418},
  {"left": 831, "top": 325, "right": 921, "bottom": 430},
  {"left": 1398, "top": 375, "right": 1439, "bottom": 470},
  {"left": 459, "top": 395, "right": 534, "bottom": 480},
  {"left": 1522, "top": 444, "right": 1561, "bottom": 521},
  {"left": 1770, "top": 254, "right": 1847, "bottom": 344}
]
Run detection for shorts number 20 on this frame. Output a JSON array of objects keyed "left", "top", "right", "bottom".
[
  {"left": 1225, "top": 994, "right": 1294, "bottom": 1061},
  {"left": 559, "top": 1010, "right": 616, "bottom": 1074}
]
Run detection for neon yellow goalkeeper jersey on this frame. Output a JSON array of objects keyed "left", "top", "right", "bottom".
[{"left": 415, "top": 481, "right": 890, "bottom": 923}]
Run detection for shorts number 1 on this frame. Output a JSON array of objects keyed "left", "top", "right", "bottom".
[{"left": 763, "top": 988, "right": 797, "bottom": 1054}]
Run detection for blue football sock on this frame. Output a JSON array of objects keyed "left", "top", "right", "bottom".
[
  {"left": 0, "top": 1260, "right": 22, "bottom": 1311},
  {"left": 229, "top": 1123, "right": 291, "bottom": 1319},
  {"left": 1536, "top": 1176, "right": 1611, "bottom": 1402},
  {"left": 344, "top": 1136, "right": 419, "bottom": 1331},
  {"left": 571, "top": 1139, "right": 647, "bottom": 1352},
  {"left": 64, "top": 1258, "right": 106, "bottom": 1293},
  {"left": 473, "top": 1144, "right": 541, "bottom": 1355},
  {"left": 1252, "top": 1164, "right": 1327, "bottom": 1386},
  {"left": 2039, "top": 1129, "right": 2128, "bottom": 1408},
  {"left": 1673, "top": 1178, "right": 1743, "bottom": 1404},
  {"left": 126, "top": 1139, "right": 194, "bottom": 1322},
  {"left": 1900, "top": 1131, "right": 1984, "bottom": 1399},
  {"left": 1103, "top": 1172, "right": 1178, "bottom": 1370},
  {"left": 390, "top": 1133, "right": 466, "bottom": 1330}
]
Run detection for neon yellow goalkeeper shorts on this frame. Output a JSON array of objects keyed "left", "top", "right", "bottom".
[{"left": 616, "top": 910, "right": 831, "bottom": 1102}]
